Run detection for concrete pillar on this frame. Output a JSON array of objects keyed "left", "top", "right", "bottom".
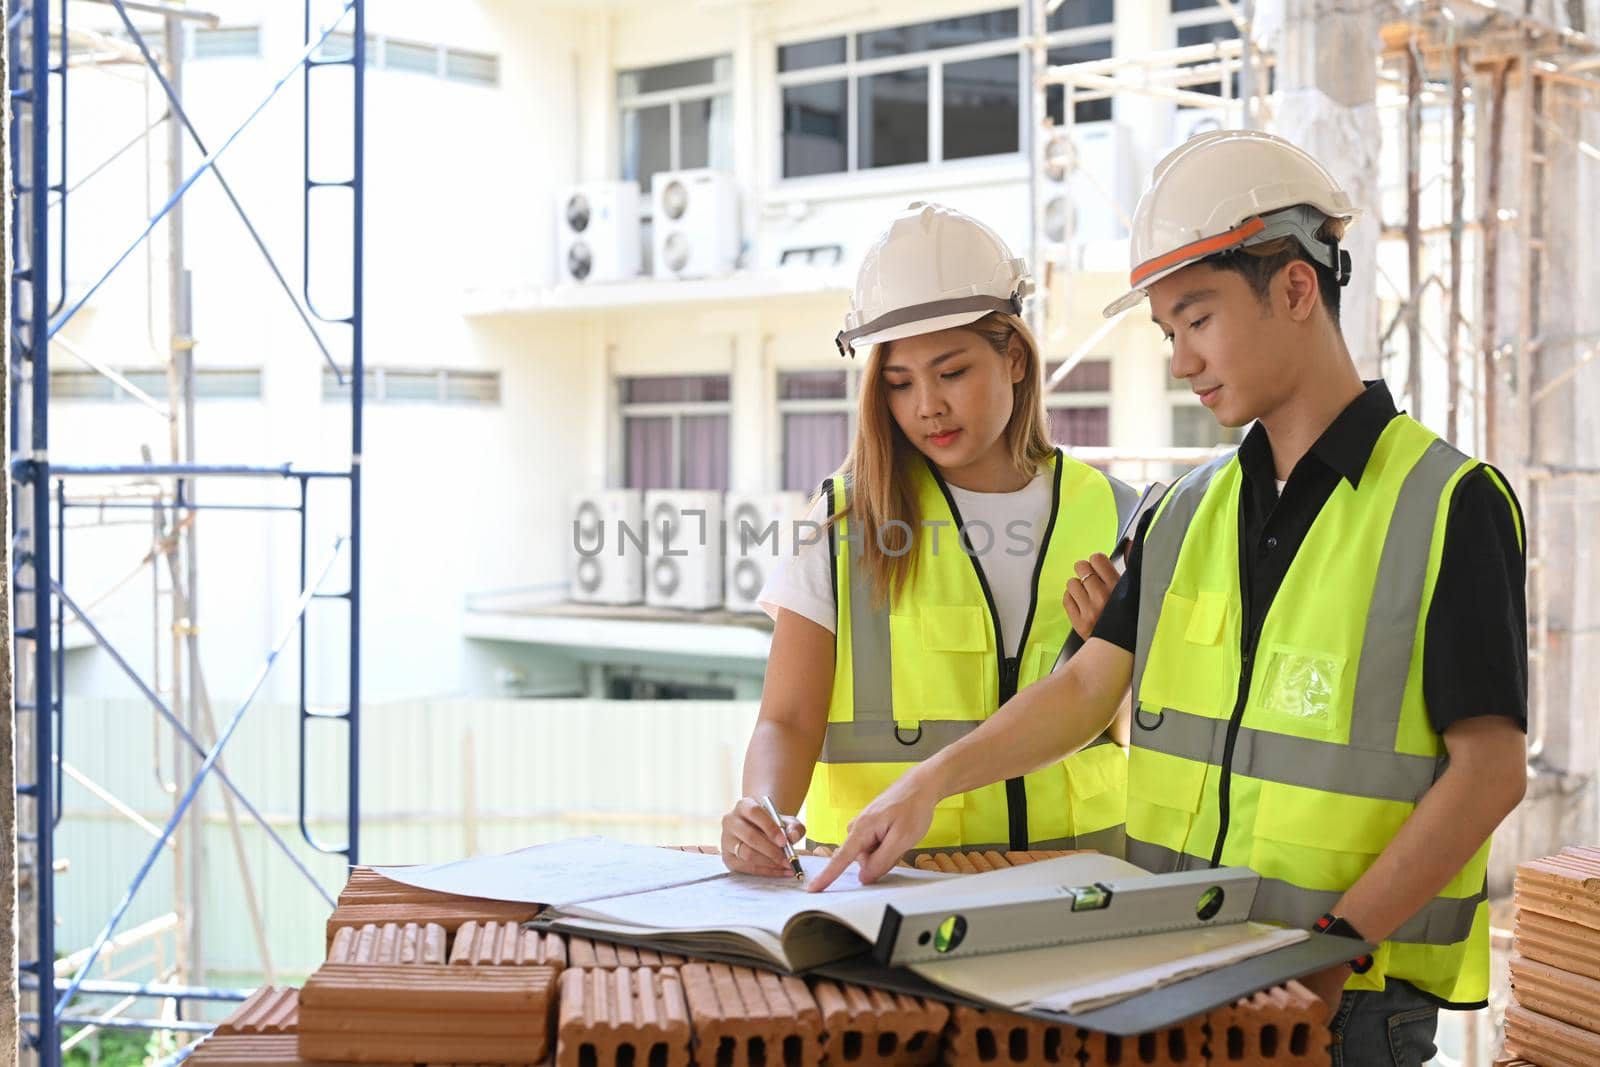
[{"left": 1255, "top": 0, "right": 1383, "bottom": 378}]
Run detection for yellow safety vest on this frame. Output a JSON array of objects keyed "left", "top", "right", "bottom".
[
  {"left": 1127, "top": 415, "right": 1520, "bottom": 1007},
  {"left": 805, "top": 448, "right": 1136, "bottom": 855}
]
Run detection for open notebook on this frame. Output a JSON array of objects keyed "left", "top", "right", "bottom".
[{"left": 378, "top": 838, "right": 1307, "bottom": 1015}]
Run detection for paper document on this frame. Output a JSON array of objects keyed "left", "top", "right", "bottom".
[
  {"left": 561, "top": 854, "right": 947, "bottom": 931},
  {"left": 912, "top": 922, "right": 1308, "bottom": 1013},
  {"left": 549, "top": 854, "right": 954, "bottom": 972},
  {"left": 372, "top": 836, "right": 729, "bottom": 907}
]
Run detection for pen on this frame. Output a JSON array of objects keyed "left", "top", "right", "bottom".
[{"left": 759, "top": 795, "right": 806, "bottom": 883}]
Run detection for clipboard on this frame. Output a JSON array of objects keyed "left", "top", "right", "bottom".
[{"left": 814, "top": 932, "right": 1363, "bottom": 1035}]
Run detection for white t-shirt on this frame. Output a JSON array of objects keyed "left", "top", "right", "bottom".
[{"left": 758, "top": 472, "right": 1057, "bottom": 658}]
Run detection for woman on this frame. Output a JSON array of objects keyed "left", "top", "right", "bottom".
[{"left": 722, "top": 203, "right": 1134, "bottom": 876}]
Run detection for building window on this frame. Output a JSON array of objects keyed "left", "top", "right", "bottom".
[
  {"left": 1046, "top": 39, "right": 1114, "bottom": 125},
  {"left": 1171, "top": 3, "right": 1243, "bottom": 98},
  {"left": 776, "top": 6, "right": 1114, "bottom": 180},
  {"left": 317, "top": 33, "right": 499, "bottom": 86},
  {"left": 192, "top": 26, "right": 262, "bottom": 59},
  {"left": 321, "top": 367, "right": 501, "bottom": 405},
  {"left": 1044, "top": 358, "right": 1111, "bottom": 447},
  {"left": 51, "top": 367, "right": 263, "bottom": 401},
  {"left": 618, "top": 56, "right": 733, "bottom": 197},
  {"left": 778, "top": 370, "right": 858, "bottom": 493},
  {"left": 619, "top": 375, "right": 730, "bottom": 491}
]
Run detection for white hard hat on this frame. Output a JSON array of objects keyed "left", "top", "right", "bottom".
[
  {"left": 836, "top": 202, "right": 1032, "bottom": 358},
  {"left": 1103, "top": 129, "right": 1362, "bottom": 318}
]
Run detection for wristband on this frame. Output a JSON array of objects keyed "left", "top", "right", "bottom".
[{"left": 1314, "top": 912, "right": 1375, "bottom": 975}]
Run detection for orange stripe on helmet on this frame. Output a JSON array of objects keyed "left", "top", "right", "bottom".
[{"left": 1129, "top": 217, "right": 1268, "bottom": 288}]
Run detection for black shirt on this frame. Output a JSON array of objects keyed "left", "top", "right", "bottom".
[{"left": 1092, "top": 381, "right": 1528, "bottom": 735}]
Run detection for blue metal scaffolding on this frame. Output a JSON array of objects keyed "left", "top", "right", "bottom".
[{"left": 7, "top": 1, "right": 366, "bottom": 1063}]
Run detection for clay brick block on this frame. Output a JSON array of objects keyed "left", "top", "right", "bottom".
[
  {"left": 681, "top": 962, "right": 824, "bottom": 1067},
  {"left": 568, "top": 936, "right": 686, "bottom": 969},
  {"left": 326, "top": 901, "right": 541, "bottom": 950},
  {"left": 339, "top": 866, "right": 476, "bottom": 905},
  {"left": 557, "top": 966, "right": 691, "bottom": 1067},
  {"left": 1205, "top": 981, "right": 1328, "bottom": 1066},
  {"left": 1514, "top": 908, "right": 1600, "bottom": 982},
  {"left": 298, "top": 962, "right": 557, "bottom": 1063},
  {"left": 214, "top": 987, "right": 298, "bottom": 1035},
  {"left": 1001, "top": 851, "right": 1082, "bottom": 865},
  {"left": 326, "top": 921, "right": 448, "bottom": 965},
  {"left": 1513, "top": 847, "right": 1600, "bottom": 931},
  {"left": 941, "top": 1004, "right": 1079, "bottom": 1065},
  {"left": 1503, "top": 1002, "right": 1600, "bottom": 1067},
  {"left": 809, "top": 978, "right": 948, "bottom": 1066},
  {"left": 915, "top": 852, "right": 1012, "bottom": 875},
  {"left": 913, "top": 850, "right": 1088, "bottom": 874},
  {"left": 189, "top": 1033, "right": 377, "bottom": 1066},
  {"left": 450, "top": 919, "right": 567, "bottom": 969},
  {"left": 1509, "top": 952, "right": 1600, "bottom": 1032},
  {"left": 1080, "top": 1016, "right": 1205, "bottom": 1067}
]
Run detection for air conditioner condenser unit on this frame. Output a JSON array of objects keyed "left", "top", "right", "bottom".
[
  {"left": 570, "top": 489, "right": 645, "bottom": 605},
  {"left": 643, "top": 490, "right": 725, "bottom": 610},
  {"left": 651, "top": 169, "right": 740, "bottom": 280},
  {"left": 556, "top": 181, "right": 641, "bottom": 284},
  {"left": 723, "top": 491, "right": 807, "bottom": 614}
]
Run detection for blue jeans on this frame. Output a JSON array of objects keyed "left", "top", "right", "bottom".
[{"left": 1328, "top": 979, "right": 1440, "bottom": 1067}]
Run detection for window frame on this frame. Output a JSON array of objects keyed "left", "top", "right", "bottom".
[
  {"left": 775, "top": 368, "right": 860, "bottom": 493},
  {"left": 190, "top": 26, "right": 263, "bottom": 60},
  {"left": 1044, "top": 358, "right": 1113, "bottom": 447},
  {"left": 51, "top": 367, "right": 264, "bottom": 402},
  {"left": 773, "top": 5, "right": 1116, "bottom": 186},
  {"left": 616, "top": 374, "right": 733, "bottom": 491},
  {"left": 321, "top": 366, "right": 502, "bottom": 406},
  {"left": 617, "top": 55, "right": 734, "bottom": 201},
  {"left": 1169, "top": 4, "right": 1243, "bottom": 100}
]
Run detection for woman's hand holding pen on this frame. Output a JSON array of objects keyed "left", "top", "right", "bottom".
[{"left": 720, "top": 797, "right": 806, "bottom": 877}]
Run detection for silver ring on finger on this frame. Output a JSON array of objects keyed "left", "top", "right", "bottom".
[{"left": 733, "top": 840, "right": 742, "bottom": 859}]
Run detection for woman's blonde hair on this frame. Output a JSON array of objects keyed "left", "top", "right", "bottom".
[{"left": 823, "top": 311, "right": 1056, "bottom": 605}]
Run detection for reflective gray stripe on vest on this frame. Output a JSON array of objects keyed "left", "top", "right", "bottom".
[
  {"left": 1126, "top": 838, "right": 1484, "bottom": 946},
  {"left": 822, "top": 718, "right": 1116, "bottom": 764},
  {"left": 804, "top": 834, "right": 1087, "bottom": 857},
  {"left": 845, "top": 512, "right": 895, "bottom": 722},
  {"left": 1131, "top": 452, "right": 1236, "bottom": 709},
  {"left": 1136, "top": 707, "right": 1441, "bottom": 803},
  {"left": 1126, "top": 838, "right": 1209, "bottom": 875},
  {"left": 1252, "top": 875, "right": 1484, "bottom": 946},
  {"left": 1073, "top": 825, "right": 1127, "bottom": 858},
  {"left": 1348, "top": 437, "right": 1470, "bottom": 749}
]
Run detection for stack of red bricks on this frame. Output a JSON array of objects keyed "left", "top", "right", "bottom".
[
  {"left": 184, "top": 849, "right": 1333, "bottom": 1066},
  {"left": 1500, "top": 847, "right": 1600, "bottom": 1067}
]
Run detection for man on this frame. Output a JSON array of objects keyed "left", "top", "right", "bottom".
[{"left": 803, "top": 130, "right": 1528, "bottom": 1065}]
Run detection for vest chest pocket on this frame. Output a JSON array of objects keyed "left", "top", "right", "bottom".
[
  {"left": 890, "top": 604, "right": 992, "bottom": 717},
  {"left": 1138, "top": 590, "right": 1233, "bottom": 719}
]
